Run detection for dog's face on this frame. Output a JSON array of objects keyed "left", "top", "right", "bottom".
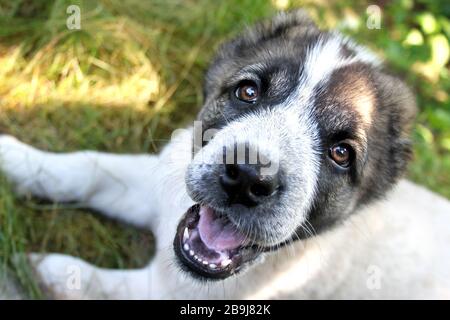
[{"left": 174, "top": 11, "right": 416, "bottom": 280}]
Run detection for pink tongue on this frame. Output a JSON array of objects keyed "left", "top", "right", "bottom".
[{"left": 198, "top": 206, "right": 247, "bottom": 251}]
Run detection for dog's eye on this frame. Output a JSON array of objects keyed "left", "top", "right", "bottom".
[
  {"left": 235, "top": 81, "right": 259, "bottom": 103},
  {"left": 329, "top": 143, "right": 354, "bottom": 168}
]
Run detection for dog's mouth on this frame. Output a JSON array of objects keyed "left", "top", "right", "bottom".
[{"left": 174, "top": 204, "right": 262, "bottom": 280}]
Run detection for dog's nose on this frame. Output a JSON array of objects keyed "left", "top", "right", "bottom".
[{"left": 220, "top": 164, "right": 280, "bottom": 207}]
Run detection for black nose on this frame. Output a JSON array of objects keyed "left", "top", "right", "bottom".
[{"left": 220, "top": 164, "right": 280, "bottom": 207}]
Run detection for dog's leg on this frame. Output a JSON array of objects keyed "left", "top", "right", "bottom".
[
  {"left": 28, "top": 253, "right": 159, "bottom": 299},
  {"left": 0, "top": 131, "right": 193, "bottom": 299},
  {"left": 29, "top": 250, "right": 225, "bottom": 299},
  {"left": 0, "top": 135, "right": 163, "bottom": 228}
]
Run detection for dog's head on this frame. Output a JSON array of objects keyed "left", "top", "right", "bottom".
[{"left": 174, "top": 11, "right": 417, "bottom": 280}]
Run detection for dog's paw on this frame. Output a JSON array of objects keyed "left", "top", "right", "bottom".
[
  {"left": 0, "top": 135, "right": 42, "bottom": 195},
  {"left": 0, "top": 135, "right": 25, "bottom": 155},
  {"left": 28, "top": 253, "right": 100, "bottom": 300},
  {"left": 0, "top": 135, "right": 29, "bottom": 178}
]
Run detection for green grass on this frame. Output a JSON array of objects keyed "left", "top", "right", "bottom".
[{"left": 0, "top": 0, "right": 449, "bottom": 298}]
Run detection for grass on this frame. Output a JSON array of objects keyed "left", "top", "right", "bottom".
[{"left": 0, "top": 0, "right": 449, "bottom": 298}]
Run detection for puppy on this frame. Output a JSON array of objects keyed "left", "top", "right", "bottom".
[{"left": 1, "top": 11, "right": 450, "bottom": 299}]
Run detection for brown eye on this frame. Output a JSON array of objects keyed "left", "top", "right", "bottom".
[
  {"left": 235, "top": 81, "right": 259, "bottom": 103},
  {"left": 329, "top": 143, "right": 353, "bottom": 168}
]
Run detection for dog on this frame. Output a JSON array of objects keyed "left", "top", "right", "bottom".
[{"left": 1, "top": 10, "right": 450, "bottom": 299}]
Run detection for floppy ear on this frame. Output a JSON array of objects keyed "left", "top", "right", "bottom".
[
  {"left": 359, "top": 71, "right": 417, "bottom": 203},
  {"left": 203, "top": 10, "right": 318, "bottom": 100},
  {"left": 244, "top": 9, "right": 319, "bottom": 43},
  {"left": 379, "top": 72, "right": 417, "bottom": 178},
  {"left": 219, "top": 10, "right": 318, "bottom": 56}
]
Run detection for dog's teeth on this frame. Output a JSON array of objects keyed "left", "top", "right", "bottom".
[
  {"left": 202, "top": 260, "right": 208, "bottom": 265},
  {"left": 209, "top": 264, "right": 217, "bottom": 269},
  {"left": 221, "top": 259, "right": 232, "bottom": 267},
  {"left": 194, "top": 255, "right": 198, "bottom": 260},
  {"left": 183, "top": 228, "right": 189, "bottom": 242},
  {"left": 189, "top": 250, "right": 194, "bottom": 256},
  {"left": 183, "top": 243, "right": 189, "bottom": 251}
]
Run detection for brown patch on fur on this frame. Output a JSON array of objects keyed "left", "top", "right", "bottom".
[{"left": 332, "top": 66, "right": 375, "bottom": 128}]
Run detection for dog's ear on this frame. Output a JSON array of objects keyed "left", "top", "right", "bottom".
[
  {"left": 203, "top": 10, "right": 318, "bottom": 102},
  {"left": 360, "top": 71, "right": 417, "bottom": 203},
  {"left": 378, "top": 71, "right": 417, "bottom": 175},
  {"left": 245, "top": 10, "right": 319, "bottom": 43},
  {"left": 220, "top": 10, "right": 318, "bottom": 55},
  {"left": 376, "top": 71, "right": 417, "bottom": 150}
]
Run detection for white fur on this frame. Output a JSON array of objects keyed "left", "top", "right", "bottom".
[
  {"left": 299, "top": 35, "right": 380, "bottom": 106},
  {"left": 189, "top": 106, "right": 320, "bottom": 245},
  {"left": 1, "top": 131, "right": 450, "bottom": 299}
]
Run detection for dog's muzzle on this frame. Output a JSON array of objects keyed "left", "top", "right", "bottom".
[
  {"left": 174, "top": 142, "right": 285, "bottom": 279},
  {"left": 174, "top": 204, "right": 262, "bottom": 279}
]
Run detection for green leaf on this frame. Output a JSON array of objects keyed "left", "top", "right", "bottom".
[
  {"left": 416, "top": 124, "right": 434, "bottom": 144},
  {"left": 417, "top": 12, "right": 440, "bottom": 34},
  {"left": 403, "top": 29, "right": 424, "bottom": 46},
  {"left": 430, "top": 34, "right": 450, "bottom": 67},
  {"left": 441, "top": 137, "right": 450, "bottom": 151},
  {"left": 428, "top": 109, "right": 450, "bottom": 131}
]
